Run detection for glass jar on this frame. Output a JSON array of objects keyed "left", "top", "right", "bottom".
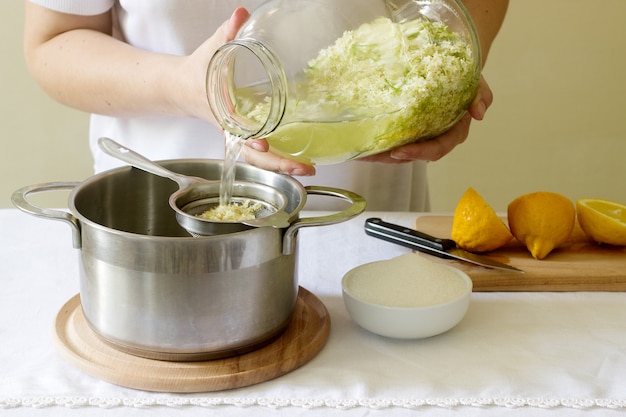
[{"left": 207, "top": 0, "right": 481, "bottom": 165}]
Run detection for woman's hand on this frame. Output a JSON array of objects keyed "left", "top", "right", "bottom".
[
  {"left": 236, "top": 75, "right": 492, "bottom": 175},
  {"left": 357, "top": 76, "right": 493, "bottom": 164},
  {"left": 240, "top": 139, "right": 317, "bottom": 176},
  {"left": 176, "top": 7, "right": 251, "bottom": 122}
]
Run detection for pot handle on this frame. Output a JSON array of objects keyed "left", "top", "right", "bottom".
[
  {"left": 282, "top": 185, "right": 366, "bottom": 255},
  {"left": 11, "top": 182, "right": 82, "bottom": 249}
]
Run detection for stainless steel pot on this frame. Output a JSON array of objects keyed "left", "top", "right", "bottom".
[{"left": 12, "top": 160, "right": 365, "bottom": 361}]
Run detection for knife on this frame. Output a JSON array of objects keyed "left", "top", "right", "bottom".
[{"left": 364, "top": 217, "right": 524, "bottom": 273}]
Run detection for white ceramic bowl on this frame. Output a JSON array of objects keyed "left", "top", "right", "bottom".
[{"left": 341, "top": 254, "right": 472, "bottom": 339}]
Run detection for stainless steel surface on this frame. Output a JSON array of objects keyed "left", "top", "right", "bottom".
[
  {"left": 10, "top": 181, "right": 82, "bottom": 248},
  {"left": 12, "top": 160, "right": 365, "bottom": 360},
  {"left": 439, "top": 248, "right": 525, "bottom": 273},
  {"left": 364, "top": 217, "right": 524, "bottom": 273},
  {"left": 172, "top": 180, "right": 293, "bottom": 234},
  {"left": 98, "top": 137, "right": 294, "bottom": 233},
  {"left": 98, "top": 136, "right": 209, "bottom": 188}
]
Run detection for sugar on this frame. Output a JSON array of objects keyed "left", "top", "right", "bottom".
[{"left": 345, "top": 253, "right": 469, "bottom": 308}]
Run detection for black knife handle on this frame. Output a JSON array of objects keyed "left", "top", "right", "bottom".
[{"left": 364, "top": 217, "right": 457, "bottom": 259}]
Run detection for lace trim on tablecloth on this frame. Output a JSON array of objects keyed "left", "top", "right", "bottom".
[{"left": 2, "top": 397, "right": 626, "bottom": 410}]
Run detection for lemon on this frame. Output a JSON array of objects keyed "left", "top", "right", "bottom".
[
  {"left": 576, "top": 198, "right": 626, "bottom": 245},
  {"left": 507, "top": 192, "right": 576, "bottom": 260},
  {"left": 451, "top": 187, "right": 513, "bottom": 252}
]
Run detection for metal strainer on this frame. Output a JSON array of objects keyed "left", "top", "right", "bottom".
[{"left": 98, "top": 137, "right": 295, "bottom": 236}]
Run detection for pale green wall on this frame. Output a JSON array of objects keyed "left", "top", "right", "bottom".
[
  {"left": 2, "top": 1, "right": 625, "bottom": 211},
  {"left": 1, "top": 2, "right": 91, "bottom": 209},
  {"left": 428, "top": 1, "right": 626, "bottom": 212}
]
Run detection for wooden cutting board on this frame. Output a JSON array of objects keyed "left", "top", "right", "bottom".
[
  {"left": 414, "top": 216, "right": 626, "bottom": 292},
  {"left": 53, "top": 287, "right": 330, "bottom": 393}
]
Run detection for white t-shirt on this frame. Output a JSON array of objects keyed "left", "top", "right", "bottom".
[{"left": 29, "top": 0, "right": 430, "bottom": 211}]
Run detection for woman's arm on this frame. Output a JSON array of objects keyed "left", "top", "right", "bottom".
[
  {"left": 23, "top": 3, "right": 314, "bottom": 175},
  {"left": 462, "top": 0, "right": 510, "bottom": 66},
  {"left": 23, "top": 2, "right": 248, "bottom": 121}
]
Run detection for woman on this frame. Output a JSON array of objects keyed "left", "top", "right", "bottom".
[{"left": 23, "top": 0, "right": 508, "bottom": 210}]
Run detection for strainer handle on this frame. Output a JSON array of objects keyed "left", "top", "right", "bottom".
[
  {"left": 282, "top": 186, "right": 366, "bottom": 255},
  {"left": 11, "top": 182, "right": 82, "bottom": 249},
  {"left": 98, "top": 137, "right": 198, "bottom": 188}
]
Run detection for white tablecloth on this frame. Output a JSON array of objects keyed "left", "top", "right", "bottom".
[{"left": 1, "top": 208, "right": 625, "bottom": 417}]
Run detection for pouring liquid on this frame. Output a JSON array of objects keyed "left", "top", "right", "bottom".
[
  {"left": 194, "top": 131, "right": 259, "bottom": 222},
  {"left": 219, "top": 132, "right": 244, "bottom": 206},
  {"left": 196, "top": 132, "right": 262, "bottom": 223}
]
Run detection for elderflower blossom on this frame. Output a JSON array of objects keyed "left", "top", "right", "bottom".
[{"left": 247, "top": 16, "right": 479, "bottom": 158}]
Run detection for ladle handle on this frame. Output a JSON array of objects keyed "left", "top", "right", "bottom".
[
  {"left": 282, "top": 186, "right": 367, "bottom": 255},
  {"left": 98, "top": 137, "right": 196, "bottom": 188}
]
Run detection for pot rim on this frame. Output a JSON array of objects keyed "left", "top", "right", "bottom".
[
  {"left": 69, "top": 158, "right": 307, "bottom": 240},
  {"left": 12, "top": 159, "right": 367, "bottom": 251}
]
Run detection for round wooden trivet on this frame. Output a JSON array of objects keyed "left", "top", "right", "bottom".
[{"left": 53, "top": 287, "right": 330, "bottom": 393}]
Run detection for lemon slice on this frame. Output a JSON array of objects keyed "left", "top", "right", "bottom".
[{"left": 576, "top": 198, "right": 626, "bottom": 246}]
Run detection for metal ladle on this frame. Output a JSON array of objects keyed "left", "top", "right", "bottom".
[{"left": 98, "top": 137, "right": 292, "bottom": 235}]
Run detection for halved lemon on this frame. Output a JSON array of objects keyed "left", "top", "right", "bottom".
[
  {"left": 451, "top": 187, "right": 513, "bottom": 252},
  {"left": 576, "top": 198, "right": 626, "bottom": 246}
]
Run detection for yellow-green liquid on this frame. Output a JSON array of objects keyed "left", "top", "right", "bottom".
[
  {"left": 265, "top": 115, "right": 400, "bottom": 165},
  {"left": 234, "top": 84, "right": 405, "bottom": 165}
]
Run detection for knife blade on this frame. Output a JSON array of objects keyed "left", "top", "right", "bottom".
[{"left": 364, "top": 217, "right": 524, "bottom": 273}]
